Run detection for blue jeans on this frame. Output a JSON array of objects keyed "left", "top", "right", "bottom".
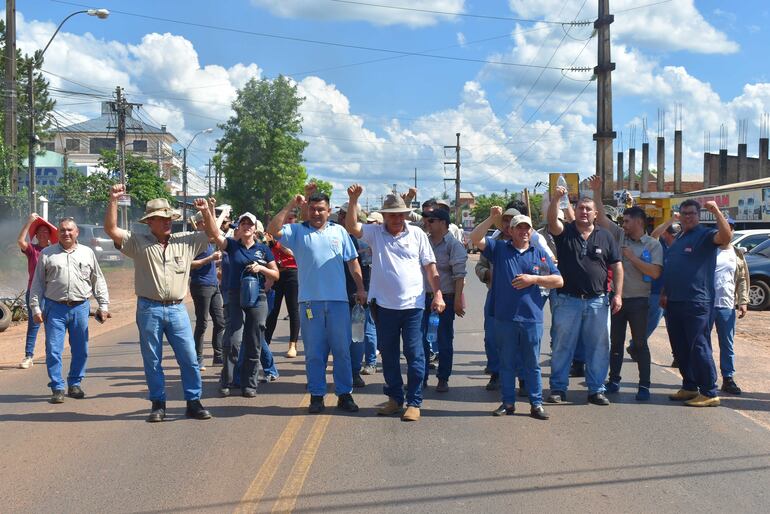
[
  {"left": 422, "top": 300, "right": 455, "bottom": 381},
  {"left": 25, "top": 290, "right": 44, "bottom": 357},
  {"left": 376, "top": 306, "right": 425, "bottom": 407},
  {"left": 135, "top": 298, "right": 202, "bottom": 401},
  {"left": 222, "top": 289, "right": 268, "bottom": 391},
  {"left": 495, "top": 319, "right": 543, "bottom": 406},
  {"left": 43, "top": 299, "right": 90, "bottom": 391},
  {"left": 234, "top": 337, "right": 278, "bottom": 386},
  {"left": 483, "top": 290, "right": 500, "bottom": 374},
  {"left": 665, "top": 301, "right": 718, "bottom": 397},
  {"left": 549, "top": 294, "right": 611, "bottom": 394},
  {"left": 363, "top": 306, "right": 378, "bottom": 367},
  {"left": 300, "top": 301, "right": 353, "bottom": 397},
  {"left": 713, "top": 307, "right": 736, "bottom": 378}
]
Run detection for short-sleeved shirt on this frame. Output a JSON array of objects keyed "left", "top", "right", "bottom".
[
  {"left": 279, "top": 221, "right": 357, "bottom": 303},
  {"left": 714, "top": 247, "right": 737, "bottom": 309},
  {"left": 224, "top": 238, "right": 275, "bottom": 292},
  {"left": 605, "top": 222, "right": 664, "bottom": 298},
  {"left": 190, "top": 244, "right": 219, "bottom": 287},
  {"left": 120, "top": 230, "right": 209, "bottom": 301},
  {"left": 552, "top": 222, "right": 620, "bottom": 297},
  {"left": 361, "top": 222, "right": 436, "bottom": 310},
  {"left": 482, "top": 238, "right": 560, "bottom": 323},
  {"left": 663, "top": 224, "right": 719, "bottom": 303},
  {"left": 23, "top": 244, "right": 45, "bottom": 288},
  {"left": 426, "top": 233, "right": 468, "bottom": 295}
]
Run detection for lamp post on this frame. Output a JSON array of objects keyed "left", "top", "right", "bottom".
[
  {"left": 181, "top": 128, "right": 213, "bottom": 230},
  {"left": 27, "top": 9, "right": 109, "bottom": 212}
]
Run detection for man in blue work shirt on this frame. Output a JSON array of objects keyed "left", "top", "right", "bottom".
[
  {"left": 662, "top": 199, "right": 732, "bottom": 407},
  {"left": 471, "top": 209, "right": 563, "bottom": 420},
  {"left": 268, "top": 191, "right": 367, "bottom": 414}
]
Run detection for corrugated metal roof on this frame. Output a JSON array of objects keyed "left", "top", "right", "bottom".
[{"left": 685, "top": 176, "right": 770, "bottom": 194}]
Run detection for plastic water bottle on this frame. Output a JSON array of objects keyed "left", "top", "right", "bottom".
[
  {"left": 426, "top": 312, "right": 440, "bottom": 344},
  {"left": 641, "top": 248, "right": 652, "bottom": 283},
  {"left": 351, "top": 304, "right": 365, "bottom": 343},
  {"left": 557, "top": 174, "right": 569, "bottom": 209},
  {"left": 535, "top": 257, "right": 550, "bottom": 297}
]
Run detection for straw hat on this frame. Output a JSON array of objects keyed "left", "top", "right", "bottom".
[
  {"left": 379, "top": 194, "right": 413, "bottom": 214},
  {"left": 139, "top": 198, "right": 181, "bottom": 224}
]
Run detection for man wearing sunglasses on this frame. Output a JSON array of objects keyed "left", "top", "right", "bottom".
[{"left": 661, "top": 199, "right": 732, "bottom": 407}]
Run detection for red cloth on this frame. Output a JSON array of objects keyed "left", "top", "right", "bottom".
[
  {"left": 272, "top": 241, "right": 297, "bottom": 269},
  {"left": 23, "top": 244, "right": 45, "bottom": 288}
]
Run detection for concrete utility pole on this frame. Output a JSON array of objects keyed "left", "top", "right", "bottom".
[
  {"left": 674, "top": 105, "right": 683, "bottom": 193},
  {"left": 593, "top": 0, "right": 616, "bottom": 201},
  {"left": 443, "top": 133, "right": 461, "bottom": 223},
  {"left": 207, "top": 158, "right": 213, "bottom": 196},
  {"left": 413, "top": 167, "right": 418, "bottom": 205},
  {"left": 5, "top": 0, "right": 18, "bottom": 193},
  {"left": 27, "top": 58, "right": 36, "bottom": 212},
  {"left": 616, "top": 150, "right": 624, "bottom": 188},
  {"left": 109, "top": 86, "right": 140, "bottom": 228},
  {"left": 182, "top": 148, "right": 188, "bottom": 229},
  {"left": 641, "top": 117, "right": 649, "bottom": 193},
  {"left": 760, "top": 114, "right": 769, "bottom": 179},
  {"left": 656, "top": 109, "right": 666, "bottom": 192}
]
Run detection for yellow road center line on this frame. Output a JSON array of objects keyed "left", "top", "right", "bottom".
[
  {"left": 234, "top": 394, "right": 310, "bottom": 514},
  {"left": 271, "top": 412, "right": 332, "bottom": 514}
]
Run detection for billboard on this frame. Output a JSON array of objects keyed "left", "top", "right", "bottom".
[{"left": 674, "top": 187, "right": 770, "bottom": 223}]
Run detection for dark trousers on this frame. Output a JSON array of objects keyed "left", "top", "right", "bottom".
[
  {"left": 190, "top": 283, "right": 225, "bottom": 365},
  {"left": 422, "top": 297, "right": 455, "bottom": 381},
  {"left": 265, "top": 268, "right": 300, "bottom": 344},
  {"left": 609, "top": 297, "right": 650, "bottom": 388},
  {"left": 222, "top": 289, "right": 268, "bottom": 391},
  {"left": 665, "top": 301, "right": 718, "bottom": 397}
]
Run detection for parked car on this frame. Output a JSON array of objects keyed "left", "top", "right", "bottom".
[
  {"left": 745, "top": 238, "right": 770, "bottom": 311},
  {"left": 77, "top": 224, "right": 124, "bottom": 264},
  {"left": 731, "top": 229, "right": 770, "bottom": 252}
]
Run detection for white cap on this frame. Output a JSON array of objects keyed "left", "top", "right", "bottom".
[
  {"left": 366, "top": 211, "right": 383, "bottom": 223},
  {"left": 503, "top": 208, "right": 520, "bottom": 218},
  {"left": 510, "top": 214, "right": 533, "bottom": 228}
]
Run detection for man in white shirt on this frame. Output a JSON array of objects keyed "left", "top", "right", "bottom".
[{"left": 345, "top": 185, "right": 445, "bottom": 422}]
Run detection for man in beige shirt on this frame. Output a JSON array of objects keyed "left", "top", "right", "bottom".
[
  {"left": 104, "top": 184, "right": 212, "bottom": 422},
  {"left": 29, "top": 217, "right": 109, "bottom": 404}
]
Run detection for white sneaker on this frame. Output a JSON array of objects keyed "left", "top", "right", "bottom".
[{"left": 19, "top": 357, "right": 34, "bottom": 369}]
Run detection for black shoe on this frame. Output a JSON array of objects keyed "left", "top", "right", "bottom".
[
  {"left": 352, "top": 374, "right": 366, "bottom": 388},
  {"left": 67, "top": 385, "right": 85, "bottom": 399},
  {"left": 626, "top": 345, "right": 638, "bottom": 362},
  {"left": 484, "top": 367, "right": 491, "bottom": 375},
  {"left": 50, "top": 390, "right": 65, "bottom": 404},
  {"left": 485, "top": 374, "right": 499, "bottom": 391},
  {"left": 308, "top": 395, "right": 325, "bottom": 414},
  {"left": 242, "top": 388, "right": 257, "bottom": 398},
  {"left": 492, "top": 403, "right": 515, "bottom": 416},
  {"left": 546, "top": 391, "right": 567, "bottom": 404},
  {"left": 569, "top": 361, "right": 585, "bottom": 378},
  {"left": 518, "top": 379, "right": 527, "bottom": 398},
  {"left": 721, "top": 377, "right": 742, "bottom": 395},
  {"left": 435, "top": 379, "right": 449, "bottom": 393},
  {"left": 530, "top": 405, "right": 550, "bottom": 420},
  {"left": 212, "top": 356, "right": 224, "bottom": 365},
  {"left": 336, "top": 393, "right": 359, "bottom": 412},
  {"left": 588, "top": 393, "right": 610, "bottom": 406},
  {"left": 146, "top": 400, "right": 166, "bottom": 422},
  {"left": 185, "top": 400, "right": 212, "bottom": 420},
  {"left": 219, "top": 387, "right": 231, "bottom": 397},
  {"left": 670, "top": 358, "right": 678, "bottom": 368}
]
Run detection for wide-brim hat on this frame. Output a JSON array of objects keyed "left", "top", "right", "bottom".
[
  {"left": 379, "top": 194, "right": 413, "bottom": 214},
  {"left": 139, "top": 198, "right": 181, "bottom": 224},
  {"left": 29, "top": 217, "right": 59, "bottom": 244}
]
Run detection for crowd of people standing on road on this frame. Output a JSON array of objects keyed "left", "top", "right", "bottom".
[{"left": 15, "top": 175, "right": 750, "bottom": 422}]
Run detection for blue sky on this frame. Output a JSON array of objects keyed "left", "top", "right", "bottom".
[{"left": 10, "top": 0, "right": 770, "bottom": 206}]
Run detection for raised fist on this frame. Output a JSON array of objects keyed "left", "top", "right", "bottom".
[
  {"left": 110, "top": 183, "right": 125, "bottom": 200},
  {"left": 347, "top": 184, "right": 363, "bottom": 200}
]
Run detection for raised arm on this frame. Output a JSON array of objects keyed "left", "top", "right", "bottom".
[
  {"left": 104, "top": 184, "right": 129, "bottom": 245},
  {"left": 547, "top": 188, "right": 566, "bottom": 236},
  {"left": 588, "top": 175, "right": 610, "bottom": 229},
  {"left": 267, "top": 194, "right": 305, "bottom": 239},
  {"left": 194, "top": 198, "right": 226, "bottom": 250},
  {"left": 469, "top": 206, "right": 502, "bottom": 252},
  {"left": 705, "top": 201, "right": 732, "bottom": 246},
  {"left": 651, "top": 212, "right": 679, "bottom": 239},
  {"left": 345, "top": 184, "right": 364, "bottom": 239},
  {"left": 17, "top": 213, "right": 38, "bottom": 252}
]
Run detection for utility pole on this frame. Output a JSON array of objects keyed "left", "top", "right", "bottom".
[
  {"left": 5, "top": 0, "right": 18, "bottom": 194},
  {"left": 443, "top": 133, "right": 461, "bottom": 223},
  {"left": 109, "top": 86, "right": 141, "bottom": 228},
  {"left": 413, "top": 167, "right": 418, "bottom": 205},
  {"left": 182, "top": 148, "right": 188, "bottom": 230},
  {"left": 27, "top": 58, "right": 36, "bottom": 212},
  {"left": 207, "top": 158, "right": 213, "bottom": 196},
  {"left": 593, "top": 0, "right": 616, "bottom": 201}
]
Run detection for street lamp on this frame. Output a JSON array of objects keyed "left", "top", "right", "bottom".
[
  {"left": 181, "top": 128, "right": 213, "bottom": 230},
  {"left": 27, "top": 9, "right": 109, "bottom": 212}
]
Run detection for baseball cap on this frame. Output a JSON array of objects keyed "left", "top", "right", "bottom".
[
  {"left": 237, "top": 212, "right": 264, "bottom": 232},
  {"left": 503, "top": 208, "right": 520, "bottom": 218},
  {"left": 510, "top": 214, "right": 533, "bottom": 228},
  {"left": 366, "top": 211, "right": 383, "bottom": 223},
  {"left": 423, "top": 209, "right": 450, "bottom": 223}
]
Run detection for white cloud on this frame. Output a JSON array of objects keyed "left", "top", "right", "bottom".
[
  {"left": 249, "top": 0, "right": 466, "bottom": 28},
  {"left": 456, "top": 32, "right": 466, "bottom": 47}
]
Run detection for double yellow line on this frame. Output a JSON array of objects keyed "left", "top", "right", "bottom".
[{"left": 234, "top": 394, "right": 332, "bottom": 513}]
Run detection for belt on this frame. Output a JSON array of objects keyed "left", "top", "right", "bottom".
[
  {"left": 47, "top": 298, "right": 86, "bottom": 307},
  {"left": 559, "top": 292, "right": 605, "bottom": 300},
  {"left": 139, "top": 297, "right": 184, "bottom": 305}
]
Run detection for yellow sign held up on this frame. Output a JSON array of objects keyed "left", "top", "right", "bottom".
[{"left": 548, "top": 173, "right": 580, "bottom": 203}]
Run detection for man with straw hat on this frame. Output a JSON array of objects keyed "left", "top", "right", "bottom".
[
  {"left": 17, "top": 213, "right": 58, "bottom": 369},
  {"left": 345, "top": 185, "right": 444, "bottom": 422},
  {"left": 104, "top": 184, "right": 212, "bottom": 422}
]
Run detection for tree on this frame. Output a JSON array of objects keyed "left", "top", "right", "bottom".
[
  {"left": 98, "top": 150, "right": 172, "bottom": 207},
  {"left": 218, "top": 75, "right": 309, "bottom": 218},
  {"left": 307, "top": 177, "right": 333, "bottom": 199},
  {"left": 48, "top": 168, "right": 115, "bottom": 222},
  {"left": 471, "top": 193, "right": 510, "bottom": 222},
  {"left": 0, "top": 21, "right": 56, "bottom": 194}
]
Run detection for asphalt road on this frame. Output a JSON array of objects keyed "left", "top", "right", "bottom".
[{"left": 1, "top": 259, "right": 769, "bottom": 514}]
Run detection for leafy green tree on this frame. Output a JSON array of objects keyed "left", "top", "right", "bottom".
[
  {"left": 218, "top": 75, "right": 309, "bottom": 218},
  {"left": 307, "top": 177, "right": 333, "bottom": 199},
  {"left": 471, "top": 193, "right": 510, "bottom": 221},
  {"left": 98, "top": 150, "right": 172, "bottom": 207},
  {"left": 48, "top": 168, "right": 115, "bottom": 222}
]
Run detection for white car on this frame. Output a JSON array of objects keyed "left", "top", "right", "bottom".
[{"left": 731, "top": 229, "right": 770, "bottom": 252}]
